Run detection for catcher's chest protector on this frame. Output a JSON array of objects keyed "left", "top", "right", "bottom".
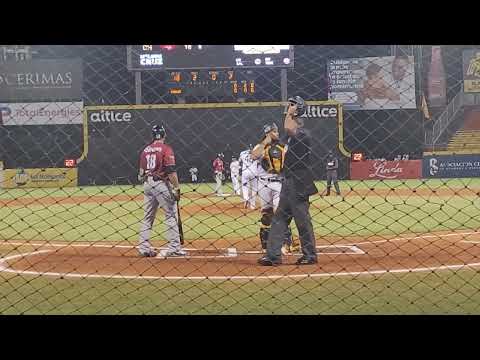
[{"left": 262, "top": 143, "right": 286, "bottom": 174}]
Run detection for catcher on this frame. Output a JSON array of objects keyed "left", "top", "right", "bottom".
[{"left": 251, "top": 123, "right": 296, "bottom": 254}]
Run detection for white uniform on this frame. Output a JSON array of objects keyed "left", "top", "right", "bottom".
[
  {"left": 230, "top": 160, "right": 241, "bottom": 195},
  {"left": 257, "top": 161, "right": 282, "bottom": 211},
  {"left": 239, "top": 149, "right": 258, "bottom": 209},
  {"left": 189, "top": 167, "right": 198, "bottom": 182},
  {"left": 0, "top": 161, "right": 4, "bottom": 188}
]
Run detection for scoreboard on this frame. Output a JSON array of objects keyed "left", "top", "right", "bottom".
[
  {"left": 127, "top": 45, "right": 294, "bottom": 71},
  {"left": 166, "top": 69, "right": 256, "bottom": 97}
]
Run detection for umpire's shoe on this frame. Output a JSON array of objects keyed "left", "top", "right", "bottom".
[
  {"left": 295, "top": 256, "right": 318, "bottom": 265},
  {"left": 257, "top": 256, "right": 282, "bottom": 266},
  {"left": 139, "top": 250, "right": 157, "bottom": 257}
]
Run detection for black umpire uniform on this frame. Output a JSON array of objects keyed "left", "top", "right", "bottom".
[
  {"left": 326, "top": 151, "right": 341, "bottom": 196},
  {"left": 258, "top": 96, "right": 318, "bottom": 266}
]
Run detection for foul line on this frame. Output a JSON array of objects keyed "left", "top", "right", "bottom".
[
  {"left": 340, "top": 231, "right": 480, "bottom": 247},
  {"left": 1, "top": 248, "right": 479, "bottom": 281},
  {"left": 0, "top": 241, "right": 199, "bottom": 251},
  {"left": 242, "top": 244, "right": 365, "bottom": 255},
  {"left": 1, "top": 245, "right": 480, "bottom": 281},
  {"left": 1, "top": 230, "right": 479, "bottom": 251}
]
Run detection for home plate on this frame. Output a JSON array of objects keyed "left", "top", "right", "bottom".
[{"left": 226, "top": 248, "right": 238, "bottom": 257}]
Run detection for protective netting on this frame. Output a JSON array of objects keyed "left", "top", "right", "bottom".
[{"left": 1, "top": 45, "right": 480, "bottom": 314}]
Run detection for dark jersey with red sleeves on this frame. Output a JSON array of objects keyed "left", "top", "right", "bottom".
[{"left": 139, "top": 141, "right": 176, "bottom": 179}]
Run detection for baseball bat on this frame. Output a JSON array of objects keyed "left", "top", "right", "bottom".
[{"left": 176, "top": 200, "right": 184, "bottom": 245}]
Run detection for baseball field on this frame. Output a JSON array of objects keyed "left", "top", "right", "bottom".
[{"left": 1, "top": 178, "right": 480, "bottom": 314}]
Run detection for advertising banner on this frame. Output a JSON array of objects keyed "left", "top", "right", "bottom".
[
  {"left": 423, "top": 154, "right": 480, "bottom": 178},
  {"left": 0, "top": 168, "right": 78, "bottom": 188},
  {"left": 82, "top": 103, "right": 340, "bottom": 185},
  {"left": 0, "top": 102, "right": 83, "bottom": 125},
  {"left": 0, "top": 59, "right": 83, "bottom": 101},
  {"left": 427, "top": 46, "right": 447, "bottom": 107},
  {"left": 463, "top": 49, "right": 480, "bottom": 93},
  {"left": 327, "top": 56, "right": 416, "bottom": 110},
  {"left": 350, "top": 160, "right": 422, "bottom": 180}
]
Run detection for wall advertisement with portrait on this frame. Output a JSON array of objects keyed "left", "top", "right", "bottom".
[
  {"left": 327, "top": 56, "right": 416, "bottom": 110},
  {"left": 463, "top": 49, "right": 480, "bottom": 93}
]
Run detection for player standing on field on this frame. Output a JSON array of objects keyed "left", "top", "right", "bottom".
[
  {"left": 251, "top": 123, "right": 295, "bottom": 254},
  {"left": 189, "top": 166, "right": 198, "bottom": 183},
  {"left": 213, "top": 153, "right": 225, "bottom": 196},
  {"left": 239, "top": 144, "right": 258, "bottom": 209},
  {"left": 137, "top": 124, "right": 186, "bottom": 258},
  {"left": 325, "top": 150, "right": 341, "bottom": 196},
  {"left": 230, "top": 156, "right": 241, "bottom": 195}
]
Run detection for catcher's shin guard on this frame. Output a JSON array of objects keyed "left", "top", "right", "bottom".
[
  {"left": 260, "top": 226, "right": 270, "bottom": 250},
  {"left": 259, "top": 208, "right": 274, "bottom": 250},
  {"left": 284, "top": 227, "right": 293, "bottom": 246}
]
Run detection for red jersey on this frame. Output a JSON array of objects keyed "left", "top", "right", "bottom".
[
  {"left": 213, "top": 158, "right": 224, "bottom": 173},
  {"left": 139, "top": 141, "right": 176, "bottom": 179}
]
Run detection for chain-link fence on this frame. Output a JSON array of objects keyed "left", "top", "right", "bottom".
[{"left": 1, "top": 45, "right": 480, "bottom": 314}]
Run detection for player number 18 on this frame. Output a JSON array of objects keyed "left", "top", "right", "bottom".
[{"left": 146, "top": 154, "right": 156, "bottom": 170}]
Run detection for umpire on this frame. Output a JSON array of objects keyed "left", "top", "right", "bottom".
[
  {"left": 258, "top": 96, "right": 318, "bottom": 266},
  {"left": 325, "top": 150, "right": 341, "bottom": 196}
]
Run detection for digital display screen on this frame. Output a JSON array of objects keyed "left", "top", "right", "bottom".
[
  {"left": 64, "top": 159, "right": 76, "bottom": 167},
  {"left": 127, "top": 45, "right": 294, "bottom": 70},
  {"left": 166, "top": 69, "right": 256, "bottom": 97},
  {"left": 352, "top": 153, "right": 364, "bottom": 162}
]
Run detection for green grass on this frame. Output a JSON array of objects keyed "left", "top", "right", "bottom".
[
  {"left": 1, "top": 177, "right": 480, "bottom": 200},
  {"left": 1, "top": 178, "right": 480, "bottom": 314},
  {"left": 1, "top": 266, "right": 480, "bottom": 314},
  {"left": 1, "top": 180, "right": 480, "bottom": 242}
]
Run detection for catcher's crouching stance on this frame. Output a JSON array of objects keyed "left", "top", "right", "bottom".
[{"left": 252, "top": 123, "right": 296, "bottom": 254}]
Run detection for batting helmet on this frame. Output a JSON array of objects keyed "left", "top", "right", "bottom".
[
  {"left": 263, "top": 123, "right": 278, "bottom": 136},
  {"left": 288, "top": 96, "right": 307, "bottom": 117},
  {"left": 152, "top": 124, "right": 166, "bottom": 139}
]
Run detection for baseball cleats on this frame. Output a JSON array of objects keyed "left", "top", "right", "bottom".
[
  {"left": 139, "top": 250, "right": 157, "bottom": 257},
  {"left": 257, "top": 256, "right": 282, "bottom": 266},
  {"left": 295, "top": 256, "right": 318, "bottom": 265},
  {"left": 157, "top": 249, "right": 187, "bottom": 258}
]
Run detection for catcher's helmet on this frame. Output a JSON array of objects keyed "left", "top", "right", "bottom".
[
  {"left": 263, "top": 123, "right": 278, "bottom": 135},
  {"left": 152, "top": 124, "right": 166, "bottom": 139},
  {"left": 288, "top": 96, "right": 307, "bottom": 117}
]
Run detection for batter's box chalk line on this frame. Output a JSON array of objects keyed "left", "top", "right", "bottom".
[
  {"left": 241, "top": 244, "right": 365, "bottom": 256},
  {"left": 155, "top": 247, "right": 239, "bottom": 259}
]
